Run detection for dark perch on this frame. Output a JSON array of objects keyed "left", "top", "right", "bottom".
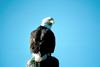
[{"left": 27, "top": 56, "right": 59, "bottom": 67}]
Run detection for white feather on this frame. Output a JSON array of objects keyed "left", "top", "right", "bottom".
[{"left": 32, "top": 52, "right": 47, "bottom": 62}]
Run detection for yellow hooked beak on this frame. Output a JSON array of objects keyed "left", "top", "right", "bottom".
[{"left": 48, "top": 18, "right": 55, "bottom": 24}]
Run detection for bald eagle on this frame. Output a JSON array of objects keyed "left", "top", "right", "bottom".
[
  {"left": 27, "top": 17, "right": 59, "bottom": 67},
  {"left": 30, "top": 17, "right": 55, "bottom": 57}
]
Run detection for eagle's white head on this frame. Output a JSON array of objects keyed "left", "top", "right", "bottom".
[{"left": 40, "top": 17, "right": 55, "bottom": 29}]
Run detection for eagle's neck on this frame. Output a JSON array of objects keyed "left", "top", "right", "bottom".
[{"left": 40, "top": 23, "right": 51, "bottom": 29}]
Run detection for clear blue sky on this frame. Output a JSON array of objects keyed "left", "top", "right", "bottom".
[{"left": 0, "top": 0, "right": 100, "bottom": 67}]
